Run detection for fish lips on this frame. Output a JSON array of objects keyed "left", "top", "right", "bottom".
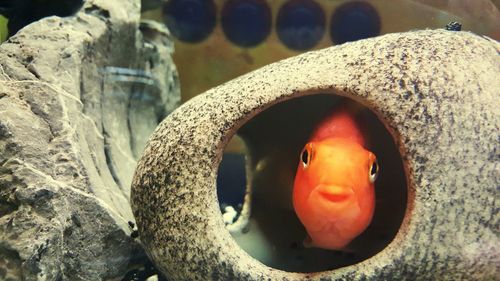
[{"left": 314, "top": 184, "right": 354, "bottom": 203}]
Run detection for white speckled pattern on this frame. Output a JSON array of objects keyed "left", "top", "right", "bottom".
[{"left": 131, "top": 30, "right": 500, "bottom": 280}]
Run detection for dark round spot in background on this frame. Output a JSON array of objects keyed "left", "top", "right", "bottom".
[
  {"left": 221, "top": 0, "right": 272, "bottom": 48},
  {"left": 330, "top": 1, "right": 381, "bottom": 45},
  {"left": 277, "top": 0, "right": 325, "bottom": 51},
  {"left": 163, "top": 0, "right": 216, "bottom": 43},
  {"left": 0, "top": 0, "right": 84, "bottom": 37}
]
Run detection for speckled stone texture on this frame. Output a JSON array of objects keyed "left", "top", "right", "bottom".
[
  {"left": 0, "top": 0, "right": 179, "bottom": 280},
  {"left": 131, "top": 30, "right": 499, "bottom": 280}
]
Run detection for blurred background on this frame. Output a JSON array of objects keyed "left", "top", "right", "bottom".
[{"left": 141, "top": 0, "right": 500, "bottom": 103}]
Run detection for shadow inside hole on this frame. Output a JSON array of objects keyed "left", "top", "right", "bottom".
[
  {"left": 217, "top": 94, "right": 407, "bottom": 272},
  {"left": 217, "top": 152, "right": 247, "bottom": 210}
]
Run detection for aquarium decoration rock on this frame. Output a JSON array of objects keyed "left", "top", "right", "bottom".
[
  {"left": 131, "top": 30, "right": 499, "bottom": 280},
  {"left": 0, "top": 0, "right": 179, "bottom": 280}
]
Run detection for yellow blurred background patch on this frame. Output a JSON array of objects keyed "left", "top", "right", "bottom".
[{"left": 0, "top": 15, "right": 8, "bottom": 42}]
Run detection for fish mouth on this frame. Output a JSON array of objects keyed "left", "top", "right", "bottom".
[{"left": 315, "top": 184, "right": 354, "bottom": 202}]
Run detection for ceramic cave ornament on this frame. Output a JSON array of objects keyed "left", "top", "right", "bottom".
[{"left": 131, "top": 30, "right": 499, "bottom": 280}]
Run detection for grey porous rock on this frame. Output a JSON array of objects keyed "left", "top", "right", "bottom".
[
  {"left": 0, "top": 0, "right": 179, "bottom": 280},
  {"left": 131, "top": 30, "right": 499, "bottom": 280}
]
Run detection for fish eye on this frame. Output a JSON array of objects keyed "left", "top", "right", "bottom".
[
  {"left": 300, "top": 144, "right": 313, "bottom": 168},
  {"left": 369, "top": 159, "right": 379, "bottom": 183}
]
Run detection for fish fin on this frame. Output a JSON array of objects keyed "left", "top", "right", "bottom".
[
  {"left": 302, "top": 235, "right": 314, "bottom": 248},
  {"left": 340, "top": 244, "right": 355, "bottom": 253}
]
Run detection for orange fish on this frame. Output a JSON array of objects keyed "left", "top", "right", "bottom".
[{"left": 293, "top": 104, "right": 379, "bottom": 250}]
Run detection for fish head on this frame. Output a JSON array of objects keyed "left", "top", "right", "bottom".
[{"left": 293, "top": 138, "right": 378, "bottom": 245}]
